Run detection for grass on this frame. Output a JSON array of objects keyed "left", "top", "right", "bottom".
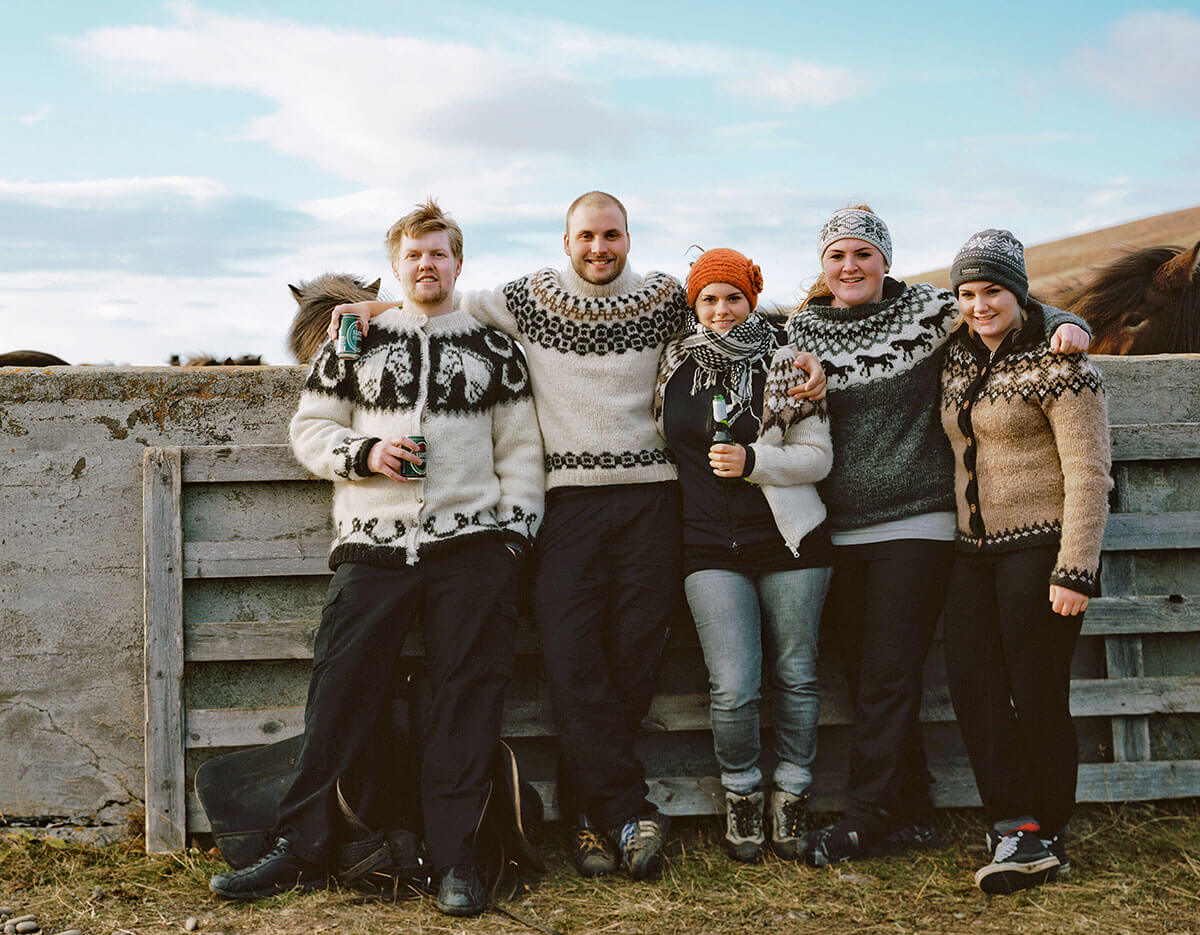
[{"left": 3, "top": 801, "right": 1199, "bottom": 934}]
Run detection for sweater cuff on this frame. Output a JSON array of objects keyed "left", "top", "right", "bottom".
[
  {"left": 1050, "top": 566, "right": 1096, "bottom": 598},
  {"left": 353, "top": 437, "right": 382, "bottom": 478}
]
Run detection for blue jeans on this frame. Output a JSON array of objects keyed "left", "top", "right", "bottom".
[{"left": 684, "top": 566, "right": 832, "bottom": 796}]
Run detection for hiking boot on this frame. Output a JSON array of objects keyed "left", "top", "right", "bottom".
[
  {"left": 572, "top": 816, "right": 619, "bottom": 878},
  {"left": 870, "top": 820, "right": 942, "bottom": 856},
  {"left": 975, "top": 820, "right": 1060, "bottom": 894},
  {"left": 724, "top": 790, "right": 765, "bottom": 863},
  {"left": 436, "top": 864, "right": 485, "bottom": 917},
  {"left": 769, "top": 788, "right": 809, "bottom": 860},
  {"left": 209, "top": 837, "right": 327, "bottom": 900},
  {"left": 611, "top": 813, "right": 670, "bottom": 881},
  {"left": 802, "top": 819, "right": 864, "bottom": 867}
]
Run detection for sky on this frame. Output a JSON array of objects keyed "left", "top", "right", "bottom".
[{"left": 2, "top": 1, "right": 1198, "bottom": 365}]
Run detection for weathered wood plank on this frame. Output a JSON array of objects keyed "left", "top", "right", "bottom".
[
  {"left": 1082, "top": 595, "right": 1200, "bottom": 635},
  {"left": 186, "top": 758, "right": 1200, "bottom": 832},
  {"left": 181, "top": 445, "right": 314, "bottom": 483},
  {"left": 185, "top": 676, "right": 1200, "bottom": 748},
  {"left": 1103, "top": 512, "right": 1200, "bottom": 551},
  {"left": 143, "top": 447, "right": 186, "bottom": 854},
  {"left": 1109, "top": 423, "right": 1200, "bottom": 461},
  {"left": 182, "top": 539, "right": 332, "bottom": 578}
]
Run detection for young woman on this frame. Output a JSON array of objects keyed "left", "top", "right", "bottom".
[
  {"left": 785, "top": 207, "right": 1092, "bottom": 866},
  {"left": 653, "top": 248, "right": 833, "bottom": 862},
  {"left": 940, "top": 229, "right": 1111, "bottom": 894}
]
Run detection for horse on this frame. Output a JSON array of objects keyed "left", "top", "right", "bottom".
[
  {"left": 168, "top": 354, "right": 264, "bottom": 366},
  {"left": 1051, "top": 241, "right": 1200, "bottom": 355},
  {"left": 287, "top": 273, "right": 381, "bottom": 365},
  {"left": 0, "top": 350, "right": 69, "bottom": 366}
]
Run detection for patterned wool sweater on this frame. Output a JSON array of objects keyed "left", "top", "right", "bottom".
[
  {"left": 460, "top": 265, "right": 690, "bottom": 489},
  {"left": 939, "top": 313, "right": 1112, "bottom": 595},
  {"left": 290, "top": 307, "right": 544, "bottom": 569},
  {"left": 786, "top": 278, "right": 1089, "bottom": 532}
]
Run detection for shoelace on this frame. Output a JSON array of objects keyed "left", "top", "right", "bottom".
[
  {"left": 993, "top": 830, "right": 1024, "bottom": 862},
  {"left": 779, "top": 797, "right": 807, "bottom": 837},
  {"left": 619, "top": 820, "right": 659, "bottom": 850},
  {"left": 730, "top": 798, "right": 760, "bottom": 837},
  {"left": 577, "top": 829, "right": 609, "bottom": 855}
]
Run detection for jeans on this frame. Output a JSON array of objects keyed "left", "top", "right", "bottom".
[{"left": 684, "top": 565, "right": 832, "bottom": 796}]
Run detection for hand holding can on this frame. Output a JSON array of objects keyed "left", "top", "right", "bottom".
[{"left": 337, "top": 313, "right": 362, "bottom": 360}]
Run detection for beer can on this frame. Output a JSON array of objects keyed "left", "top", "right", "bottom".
[
  {"left": 336, "top": 313, "right": 362, "bottom": 360},
  {"left": 400, "top": 436, "right": 426, "bottom": 479}
]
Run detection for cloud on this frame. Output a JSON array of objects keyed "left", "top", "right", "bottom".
[
  {"left": 726, "top": 61, "right": 873, "bottom": 107},
  {"left": 1070, "top": 10, "right": 1200, "bottom": 116},
  {"left": 18, "top": 105, "right": 53, "bottom": 126},
  {"left": 0, "top": 177, "right": 319, "bottom": 275}
]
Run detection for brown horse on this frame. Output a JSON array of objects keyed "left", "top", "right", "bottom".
[
  {"left": 0, "top": 350, "right": 69, "bottom": 366},
  {"left": 287, "top": 273, "right": 381, "bottom": 364},
  {"left": 1052, "top": 241, "right": 1200, "bottom": 354}
]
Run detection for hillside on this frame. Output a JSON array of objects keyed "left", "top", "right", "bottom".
[{"left": 904, "top": 205, "right": 1200, "bottom": 299}]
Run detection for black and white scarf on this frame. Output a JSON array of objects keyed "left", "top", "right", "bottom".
[{"left": 680, "top": 312, "right": 777, "bottom": 422}]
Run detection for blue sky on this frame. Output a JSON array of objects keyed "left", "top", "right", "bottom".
[{"left": 3, "top": 1, "right": 1198, "bottom": 364}]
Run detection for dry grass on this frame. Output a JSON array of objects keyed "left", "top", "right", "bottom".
[{"left": 3, "top": 801, "right": 1199, "bottom": 935}]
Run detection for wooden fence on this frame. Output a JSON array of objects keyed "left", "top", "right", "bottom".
[{"left": 142, "top": 370, "right": 1200, "bottom": 854}]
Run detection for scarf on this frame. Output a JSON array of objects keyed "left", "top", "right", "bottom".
[{"left": 680, "top": 312, "right": 777, "bottom": 422}]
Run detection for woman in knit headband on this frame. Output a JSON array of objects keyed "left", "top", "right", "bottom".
[
  {"left": 652, "top": 248, "right": 833, "bottom": 863},
  {"left": 785, "top": 206, "right": 1093, "bottom": 868},
  {"left": 939, "top": 229, "right": 1111, "bottom": 893}
]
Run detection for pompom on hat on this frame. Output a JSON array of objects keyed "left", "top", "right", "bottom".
[
  {"left": 818, "top": 208, "right": 893, "bottom": 267},
  {"left": 686, "top": 248, "right": 765, "bottom": 310},
  {"left": 950, "top": 229, "right": 1030, "bottom": 306}
]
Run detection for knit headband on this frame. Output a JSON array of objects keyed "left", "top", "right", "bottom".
[
  {"left": 817, "top": 209, "right": 893, "bottom": 267},
  {"left": 950, "top": 229, "right": 1030, "bottom": 306},
  {"left": 686, "top": 248, "right": 765, "bottom": 310}
]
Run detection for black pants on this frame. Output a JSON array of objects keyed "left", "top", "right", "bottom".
[
  {"left": 532, "top": 482, "right": 682, "bottom": 830},
  {"left": 276, "top": 538, "right": 518, "bottom": 872},
  {"left": 942, "top": 544, "right": 1082, "bottom": 834},
  {"left": 822, "top": 538, "right": 952, "bottom": 839}
]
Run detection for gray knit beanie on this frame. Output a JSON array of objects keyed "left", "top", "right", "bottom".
[
  {"left": 950, "top": 229, "right": 1029, "bottom": 305},
  {"left": 817, "top": 208, "right": 893, "bottom": 267}
]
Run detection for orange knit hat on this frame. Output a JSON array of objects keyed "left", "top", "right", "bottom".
[{"left": 686, "top": 248, "right": 765, "bottom": 310}]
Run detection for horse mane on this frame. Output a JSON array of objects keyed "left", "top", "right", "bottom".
[
  {"left": 1055, "top": 245, "right": 1200, "bottom": 353},
  {"left": 288, "top": 273, "right": 381, "bottom": 364}
]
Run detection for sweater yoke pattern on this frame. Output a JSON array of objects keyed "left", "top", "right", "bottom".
[
  {"left": 788, "top": 283, "right": 958, "bottom": 390},
  {"left": 507, "top": 269, "right": 688, "bottom": 356}
]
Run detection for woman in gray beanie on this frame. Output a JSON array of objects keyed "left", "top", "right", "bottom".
[
  {"left": 940, "top": 229, "right": 1111, "bottom": 893},
  {"left": 786, "top": 207, "right": 1092, "bottom": 867}
]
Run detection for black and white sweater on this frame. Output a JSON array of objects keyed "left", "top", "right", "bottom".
[
  {"left": 461, "top": 265, "right": 690, "bottom": 489},
  {"left": 786, "top": 278, "right": 1089, "bottom": 533},
  {"left": 291, "top": 307, "right": 544, "bottom": 568}
]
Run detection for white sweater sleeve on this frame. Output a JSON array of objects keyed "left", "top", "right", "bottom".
[{"left": 289, "top": 351, "right": 378, "bottom": 482}]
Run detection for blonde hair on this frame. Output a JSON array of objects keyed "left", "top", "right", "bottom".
[
  {"left": 795, "top": 203, "right": 878, "bottom": 313},
  {"left": 385, "top": 198, "right": 463, "bottom": 265}
]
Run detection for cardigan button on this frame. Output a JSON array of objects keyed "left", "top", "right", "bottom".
[
  {"left": 966, "top": 438, "right": 973, "bottom": 447},
  {"left": 970, "top": 504, "right": 977, "bottom": 513}
]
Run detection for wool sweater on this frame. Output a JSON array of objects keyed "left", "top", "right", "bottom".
[
  {"left": 290, "top": 307, "right": 544, "bottom": 569},
  {"left": 654, "top": 341, "right": 831, "bottom": 556},
  {"left": 786, "top": 278, "right": 1089, "bottom": 533},
  {"left": 460, "top": 265, "right": 690, "bottom": 489},
  {"left": 939, "top": 312, "right": 1112, "bottom": 595}
]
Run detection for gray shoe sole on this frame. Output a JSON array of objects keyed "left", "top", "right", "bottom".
[{"left": 975, "top": 855, "right": 1060, "bottom": 894}]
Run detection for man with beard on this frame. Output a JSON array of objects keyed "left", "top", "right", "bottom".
[{"left": 210, "top": 200, "right": 543, "bottom": 917}]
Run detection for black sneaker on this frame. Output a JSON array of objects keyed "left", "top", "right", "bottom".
[
  {"left": 769, "top": 789, "right": 809, "bottom": 860},
  {"left": 610, "top": 813, "right": 670, "bottom": 881},
  {"left": 1041, "top": 829, "right": 1070, "bottom": 879},
  {"left": 436, "top": 864, "right": 485, "bottom": 917},
  {"left": 975, "top": 821, "right": 1060, "bottom": 894},
  {"left": 869, "top": 820, "right": 942, "bottom": 856},
  {"left": 209, "top": 838, "right": 327, "bottom": 900},
  {"left": 724, "top": 790, "right": 765, "bottom": 863},
  {"left": 572, "top": 816, "right": 619, "bottom": 878},
  {"left": 802, "top": 819, "right": 864, "bottom": 867}
]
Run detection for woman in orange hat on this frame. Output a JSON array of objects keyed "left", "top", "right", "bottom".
[{"left": 653, "top": 248, "right": 833, "bottom": 863}]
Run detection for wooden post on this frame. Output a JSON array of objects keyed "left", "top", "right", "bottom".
[
  {"left": 143, "top": 447, "right": 186, "bottom": 853},
  {"left": 1103, "top": 463, "right": 1152, "bottom": 762}
]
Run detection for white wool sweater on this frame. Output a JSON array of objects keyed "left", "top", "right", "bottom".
[
  {"left": 290, "top": 307, "right": 544, "bottom": 568},
  {"left": 460, "top": 265, "right": 690, "bottom": 489}
]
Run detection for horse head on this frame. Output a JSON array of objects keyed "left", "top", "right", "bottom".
[
  {"left": 287, "top": 273, "right": 382, "bottom": 364},
  {"left": 1057, "top": 241, "right": 1200, "bottom": 354}
]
